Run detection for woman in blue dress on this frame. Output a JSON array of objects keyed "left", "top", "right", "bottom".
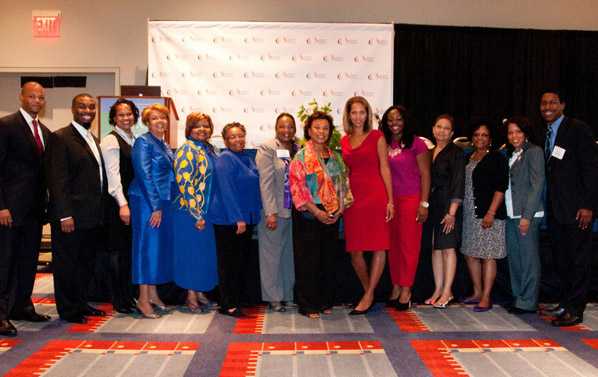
[
  {"left": 129, "top": 104, "right": 175, "bottom": 318},
  {"left": 211, "top": 122, "right": 262, "bottom": 317},
  {"left": 173, "top": 112, "right": 218, "bottom": 312}
]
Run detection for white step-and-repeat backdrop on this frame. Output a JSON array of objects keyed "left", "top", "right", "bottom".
[{"left": 148, "top": 21, "right": 393, "bottom": 147}]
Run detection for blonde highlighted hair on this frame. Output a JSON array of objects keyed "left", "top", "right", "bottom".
[{"left": 141, "top": 103, "right": 169, "bottom": 126}]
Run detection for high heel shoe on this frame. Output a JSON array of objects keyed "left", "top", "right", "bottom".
[
  {"left": 150, "top": 301, "right": 170, "bottom": 313},
  {"left": 386, "top": 298, "right": 400, "bottom": 307},
  {"left": 395, "top": 300, "right": 412, "bottom": 311},
  {"left": 136, "top": 303, "right": 161, "bottom": 319},
  {"left": 433, "top": 296, "right": 454, "bottom": 309},
  {"left": 349, "top": 302, "right": 375, "bottom": 315}
]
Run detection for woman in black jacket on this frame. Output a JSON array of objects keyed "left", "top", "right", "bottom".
[{"left": 461, "top": 121, "right": 509, "bottom": 312}]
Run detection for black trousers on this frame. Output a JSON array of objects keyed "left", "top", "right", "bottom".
[
  {"left": 292, "top": 210, "right": 339, "bottom": 314},
  {"left": 214, "top": 224, "right": 254, "bottom": 311},
  {"left": 0, "top": 222, "right": 42, "bottom": 320},
  {"left": 51, "top": 223, "right": 104, "bottom": 319},
  {"left": 106, "top": 222, "right": 135, "bottom": 308},
  {"left": 550, "top": 219, "right": 593, "bottom": 316}
]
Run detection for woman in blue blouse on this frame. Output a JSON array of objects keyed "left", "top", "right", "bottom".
[
  {"left": 129, "top": 104, "right": 175, "bottom": 318},
  {"left": 173, "top": 113, "right": 218, "bottom": 312},
  {"left": 211, "top": 122, "right": 262, "bottom": 317}
]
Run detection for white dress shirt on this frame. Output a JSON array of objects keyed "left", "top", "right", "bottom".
[
  {"left": 19, "top": 108, "right": 45, "bottom": 147},
  {"left": 72, "top": 121, "right": 103, "bottom": 188},
  {"left": 100, "top": 127, "right": 135, "bottom": 207}
]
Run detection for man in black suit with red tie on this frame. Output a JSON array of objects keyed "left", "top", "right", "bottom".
[
  {"left": 46, "top": 94, "right": 108, "bottom": 323},
  {"left": 540, "top": 90, "right": 598, "bottom": 327},
  {"left": 0, "top": 82, "right": 53, "bottom": 337}
]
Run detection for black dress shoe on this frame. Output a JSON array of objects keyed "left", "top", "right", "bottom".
[
  {"left": 63, "top": 316, "right": 87, "bottom": 324},
  {"left": 11, "top": 311, "right": 51, "bottom": 322},
  {"left": 395, "top": 300, "right": 412, "bottom": 311},
  {"left": 349, "top": 303, "right": 374, "bottom": 315},
  {"left": 0, "top": 319, "right": 17, "bottom": 337},
  {"left": 82, "top": 306, "right": 106, "bottom": 317},
  {"left": 552, "top": 312, "right": 583, "bottom": 327},
  {"left": 541, "top": 306, "right": 565, "bottom": 317}
]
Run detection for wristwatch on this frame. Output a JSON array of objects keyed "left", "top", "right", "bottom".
[{"left": 420, "top": 201, "right": 429, "bottom": 208}]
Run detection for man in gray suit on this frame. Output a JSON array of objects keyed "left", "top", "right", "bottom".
[{"left": 256, "top": 113, "right": 297, "bottom": 312}]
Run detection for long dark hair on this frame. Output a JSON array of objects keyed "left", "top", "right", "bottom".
[{"left": 379, "top": 105, "right": 415, "bottom": 148}]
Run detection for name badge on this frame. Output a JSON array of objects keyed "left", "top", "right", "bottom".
[
  {"left": 551, "top": 145, "right": 566, "bottom": 160},
  {"left": 276, "top": 149, "right": 290, "bottom": 158}
]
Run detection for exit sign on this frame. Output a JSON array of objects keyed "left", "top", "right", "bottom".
[{"left": 32, "top": 10, "right": 62, "bottom": 38}]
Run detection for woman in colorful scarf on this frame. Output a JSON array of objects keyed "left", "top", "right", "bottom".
[
  {"left": 172, "top": 113, "right": 218, "bottom": 313},
  {"left": 289, "top": 111, "right": 352, "bottom": 319}
]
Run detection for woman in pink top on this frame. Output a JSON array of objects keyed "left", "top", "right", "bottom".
[{"left": 379, "top": 106, "right": 431, "bottom": 311}]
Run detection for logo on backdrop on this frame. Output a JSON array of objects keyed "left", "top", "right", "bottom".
[
  {"left": 306, "top": 37, "right": 327, "bottom": 45},
  {"left": 260, "top": 53, "right": 281, "bottom": 61},
  {"left": 337, "top": 37, "right": 359, "bottom": 45},
  {"left": 260, "top": 89, "right": 282, "bottom": 96},
  {"left": 367, "top": 73, "right": 390, "bottom": 80},
  {"left": 212, "top": 72, "right": 234, "bottom": 79},
  {"left": 290, "top": 89, "right": 313, "bottom": 97},
  {"left": 291, "top": 54, "right": 312, "bottom": 62},
  {"left": 305, "top": 72, "right": 327, "bottom": 80},
  {"left": 243, "top": 71, "right": 266, "bottom": 79},
  {"left": 275, "top": 72, "right": 296, "bottom": 79},
  {"left": 337, "top": 73, "right": 360, "bottom": 80},
  {"left": 275, "top": 36, "right": 297, "bottom": 44},
  {"left": 243, "top": 36, "right": 265, "bottom": 44},
  {"left": 368, "top": 38, "right": 389, "bottom": 45},
  {"left": 322, "top": 89, "right": 344, "bottom": 97},
  {"left": 323, "top": 54, "right": 344, "bottom": 62},
  {"left": 354, "top": 56, "right": 376, "bottom": 63}
]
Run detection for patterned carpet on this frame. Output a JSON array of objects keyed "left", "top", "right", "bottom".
[{"left": 2, "top": 273, "right": 598, "bottom": 377}]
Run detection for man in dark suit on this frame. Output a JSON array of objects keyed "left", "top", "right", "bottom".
[
  {"left": 540, "top": 90, "right": 598, "bottom": 327},
  {"left": 46, "top": 94, "right": 108, "bottom": 323},
  {"left": 0, "top": 82, "right": 53, "bottom": 337}
]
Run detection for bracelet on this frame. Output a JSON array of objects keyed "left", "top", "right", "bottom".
[
  {"left": 387, "top": 202, "right": 394, "bottom": 207},
  {"left": 486, "top": 211, "right": 496, "bottom": 216},
  {"left": 445, "top": 213, "right": 455, "bottom": 218}
]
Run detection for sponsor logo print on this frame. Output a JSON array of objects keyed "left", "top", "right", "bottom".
[
  {"left": 212, "top": 106, "right": 233, "bottom": 113},
  {"left": 337, "top": 72, "right": 359, "bottom": 80},
  {"left": 260, "top": 53, "right": 281, "bottom": 61},
  {"left": 367, "top": 73, "right": 390, "bottom": 80},
  {"left": 243, "top": 71, "right": 265, "bottom": 79},
  {"left": 212, "top": 72, "right": 234, "bottom": 79},
  {"left": 275, "top": 72, "right": 296, "bottom": 79},
  {"left": 305, "top": 72, "right": 327, "bottom": 79},
  {"left": 212, "top": 36, "right": 234, "bottom": 44},
  {"left": 337, "top": 37, "right": 359, "bottom": 45},
  {"left": 368, "top": 38, "right": 389, "bottom": 45},
  {"left": 306, "top": 37, "right": 327, "bottom": 45},
  {"left": 290, "top": 89, "right": 313, "bottom": 97},
  {"left": 274, "top": 36, "right": 297, "bottom": 44},
  {"left": 291, "top": 54, "right": 312, "bottom": 62},
  {"left": 243, "top": 36, "right": 265, "bottom": 43},
  {"left": 354, "top": 55, "right": 376, "bottom": 63},
  {"left": 260, "top": 89, "right": 281, "bottom": 96},
  {"left": 323, "top": 54, "right": 344, "bottom": 63},
  {"left": 321, "top": 89, "right": 344, "bottom": 97},
  {"left": 228, "top": 89, "right": 250, "bottom": 96}
]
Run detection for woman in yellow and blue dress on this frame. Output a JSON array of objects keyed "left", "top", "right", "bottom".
[{"left": 172, "top": 113, "right": 218, "bottom": 312}]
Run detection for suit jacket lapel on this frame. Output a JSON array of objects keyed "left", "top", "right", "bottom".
[
  {"left": 16, "top": 111, "right": 40, "bottom": 156},
  {"left": 69, "top": 124, "right": 99, "bottom": 168}
]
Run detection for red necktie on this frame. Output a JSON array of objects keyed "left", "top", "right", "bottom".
[{"left": 32, "top": 119, "right": 44, "bottom": 154}]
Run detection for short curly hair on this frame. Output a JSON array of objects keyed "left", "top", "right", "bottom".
[
  {"left": 109, "top": 98, "right": 140, "bottom": 126},
  {"left": 141, "top": 103, "right": 169, "bottom": 126},
  {"left": 304, "top": 111, "right": 334, "bottom": 144}
]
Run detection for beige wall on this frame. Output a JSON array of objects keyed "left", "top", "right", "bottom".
[{"left": 1, "top": 0, "right": 597, "bottom": 86}]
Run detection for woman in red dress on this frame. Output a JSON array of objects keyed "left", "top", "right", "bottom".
[{"left": 341, "top": 96, "right": 394, "bottom": 315}]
